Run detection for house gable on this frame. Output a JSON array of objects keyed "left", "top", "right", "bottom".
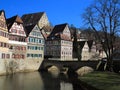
[
  {"left": 0, "top": 11, "right": 7, "bottom": 31},
  {"left": 7, "top": 16, "right": 26, "bottom": 37},
  {"left": 38, "top": 13, "right": 50, "bottom": 29},
  {"left": 48, "top": 23, "right": 71, "bottom": 41},
  {"left": 29, "top": 25, "right": 44, "bottom": 39},
  {"left": 9, "top": 22, "right": 26, "bottom": 36},
  {"left": 63, "top": 25, "right": 71, "bottom": 38}
]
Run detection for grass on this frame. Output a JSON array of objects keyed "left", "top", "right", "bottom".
[{"left": 79, "top": 71, "right": 120, "bottom": 90}]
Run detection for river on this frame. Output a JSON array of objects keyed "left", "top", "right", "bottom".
[{"left": 0, "top": 71, "right": 93, "bottom": 90}]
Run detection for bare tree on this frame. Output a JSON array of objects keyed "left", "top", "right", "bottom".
[
  {"left": 83, "top": 0, "right": 120, "bottom": 71},
  {"left": 69, "top": 25, "right": 82, "bottom": 61}
]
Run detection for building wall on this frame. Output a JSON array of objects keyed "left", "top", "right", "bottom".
[
  {"left": 8, "top": 22, "right": 27, "bottom": 60},
  {"left": 38, "top": 13, "right": 50, "bottom": 29},
  {"left": 61, "top": 25, "right": 73, "bottom": 60},
  {"left": 45, "top": 25, "right": 73, "bottom": 61},
  {"left": 45, "top": 40, "right": 61, "bottom": 58},
  {"left": 81, "top": 41, "right": 102, "bottom": 60},
  {"left": 26, "top": 25, "right": 44, "bottom": 61},
  {"left": 9, "top": 22, "right": 26, "bottom": 36},
  {"left": 63, "top": 26, "right": 71, "bottom": 38},
  {"left": 0, "top": 12, "right": 8, "bottom": 32},
  {"left": 46, "top": 40, "right": 73, "bottom": 60},
  {"left": 0, "top": 11, "right": 9, "bottom": 59},
  {"left": 61, "top": 40, "right": 73, "bottom": 60}
]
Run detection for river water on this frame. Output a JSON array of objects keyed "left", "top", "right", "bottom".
[{"left": 0, "top": 71, "right": 90, "bottom": 90}]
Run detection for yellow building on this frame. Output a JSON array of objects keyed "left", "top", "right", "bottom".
[
  {"left": 0, "top": 10, "right": 9, "bottom": 59},
  {"left": 0, "top": 10, "right": 10, "bottom": 74}
]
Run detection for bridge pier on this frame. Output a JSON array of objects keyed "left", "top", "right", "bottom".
[{"left": 67, "top": 67, "right": 78, "bottom": 78}]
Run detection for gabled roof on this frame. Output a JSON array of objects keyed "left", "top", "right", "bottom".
[
  {"left": 7, "top": 15, "right": 23, "bottom": 30},
  {"left": 21, "top": 12, "right": 44, "bottom": 26},
  {"left": 48, "top": 23, "right": 71, "bottom": 41},
  {"left": 42, "top": 25, "right": 53, "bottom": 33},
  {"left": 24, "top": 24, "right": 36, "bottom": 37},
  {"left": 50, "top": 23, "right": 67, "bottom": 36},
  {"left": 87, "top": 40, "right": 93, "bottom": 49},
  {"left": 78, "top": 41, "right": 86, "bottom": 49}
]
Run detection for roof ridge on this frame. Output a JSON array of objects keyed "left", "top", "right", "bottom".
[{"left": 22, "top": 12, "right": 44, "bottom": 16}]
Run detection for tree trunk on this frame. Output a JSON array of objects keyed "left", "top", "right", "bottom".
[
  {"left": 104, "top": 57, "right": 113, "bottom": 72},
  {"left": 77, "top": 47, "right": 82, "bottom": 61}
]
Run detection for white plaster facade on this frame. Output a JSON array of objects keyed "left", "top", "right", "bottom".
[
  {"left": 25, "top": 25, "right": 45, "bottom": 70},
  {"left": 46, "top": 24, "right": 73, "bottom": 61}
]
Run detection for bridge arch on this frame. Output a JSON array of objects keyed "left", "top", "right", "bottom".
[
  {"left": 48, "top": 65, "right": 60, "bottom": 72},
  {"left": 47, "top": 65, "right": 60, "bottom": 77},
  {"left": 76, "top": 66, "right": 94, "bottom": 76}
]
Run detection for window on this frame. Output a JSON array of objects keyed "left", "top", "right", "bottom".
[
  {"left": 31, "top": 54, "right": 33, "bottom": 57},
  {"left": 28, "top": 46, "right": 30, "bottom": 49},
  {"left": 39, "top": 39, "right": 41, "bottom": 43},
  {"left": 27, "top": 54, "right": 30, "bottom": 57},
  {"left": 22, "top": 55, "right": 24, "bottom": 59},
  {"left": 6, "top": 54, "right": 10, "bottom": 59},
  {"left": 12, "top": 54, "right": 15, "bottom": 58},
  {"left": 2, "top": 53, "right": 5, "bottom": 59},
  {"left": 39, "top": 54, "right": 42, "bottom": 57},
  {"left": 24, "top": 47, "right": 26, "bottom": 50},
  {"left": 11, "top": 29, "right": 17, "bottom": 33},
  {"left": 41, "top": 47, "right": 44, "bottom": 50},
  {"left": 0, "top": 42, "right": 8, "bottom": 48},
  {"left": 35, "top": 46, "right": 37, "bottom": 50},
  {"left": 42, "top": 40, "right": 44, "bottom": 44}
]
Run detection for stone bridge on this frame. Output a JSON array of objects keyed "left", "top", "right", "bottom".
[{"left": 39, "top": 60, "right": 100, "bottom": 73}]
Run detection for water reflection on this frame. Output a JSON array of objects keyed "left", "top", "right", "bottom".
[
  {"left": 0, "top": 72, "right": 44, "bottom": 90},
  {"left": 0, "top": 71, "right": 86, "bottom": 90},
  {"left": 60, "top": 81, "right": 73, "bottom": 90}
]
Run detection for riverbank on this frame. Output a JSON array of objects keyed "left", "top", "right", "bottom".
[{"left": 79, "top": 71, "right": 120, "bottom": 90}]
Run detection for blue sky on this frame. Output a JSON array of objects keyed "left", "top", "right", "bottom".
[{"left": 0, "top": 0, "right": 93, "bottom": 28}]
